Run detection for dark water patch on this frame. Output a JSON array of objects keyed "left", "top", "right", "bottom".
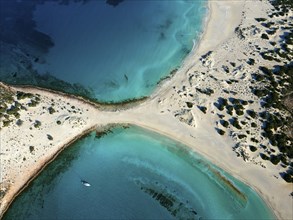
[
  {"left": 0, "top": 0, "right": 54, "bottom": 53},
  {"left": 134, "top": 178, "right": 201, "bottom": 219},
  {"left": 95, "top": 123, "right": 130, "bottom": 139},
  {"left": 0, "top": 0, "right": 115, "bottom": 102},
  {"left": 106, "top": 0, "right": 124, "bottom": 7},
  {"left": 1, "top": 0, "right": 208, "bottom": 102}
]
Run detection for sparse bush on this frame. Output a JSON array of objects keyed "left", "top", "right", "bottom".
[
  {"left": 198, "top": 106, "right": 207, "bottom": 114},
  {"left": 222, "top": 65, "right": 230, "bottom": 73},
  {"left": 280, "top": 172, "right": 292, "bottom": 183},
  {"left": 29, "top": 146, "right": 34, "bottom": 153},
  {"left": 34, "top": 120, "right": 41, "bottom": 128},
  {"left": 186, "top": 102, "right": 193, "bottom": 108},
  {"left": 16, "top": 91, "right": 33, "bottom": 100},
  {"left": 220, "top": 120, "right": 229, "bottom": 128},
  {"left": 230, "top": 117, "right": 241, "bottom": 129},
  {"left": 226, "top": 105, "right": 233, "bottom": 115},
  {"left": 236, "top": 110, "right": 244, "bottom": 116},
  {"left": 240, "top": 121, "right": 247, "bottom": 125},
  {"left": 249, "top": 145, "right": 257, "bottom": 152},
  {"left": 260, "top": 153, "right": 270, "bottom": 160},
  {"left": 255, "top": 18, "right": 267, "bottom": 22},
  {"left": 253, "top": 89, "right": 269, "bottom": 97},
  {"left": 217, "top": 129, "right": 225, "bottom": 135},
  {"left": 47, "top": 134, "right": 53, "bottom": 140},
  {"left": 3, "top": 120, "right": 11, "bottom": 127},
  {"left": 270, "top": 154, "right": 281, "bottom": 165},
  {"left": 251, "top": 137, "right": 259, "bottom": 143},
  {"left": 6, "top": 105, "right": 19, "bottom": 115},
  {"left": 48, "top": 106, "right": 56, "bottom": 114},
  {"left": 196, "top": 88, "right": 214, "bottom": 96},
  {"left": 247, "top": 58, "right": 255, "bottom": 65},
  {"left": 28, "top": 100, "right": 38, "bottom": 107},
  {"left": 16, "top": 119, "right": 23, "bottom": 126},
  {"left": 238, "top": 134, "right": 247, "bottom": 139},
  {"left": 247, "top": 110, "right": 257, "bottom": 118},
  {"left": 13, "top": 112, "right": 20, "bottom": 119}
]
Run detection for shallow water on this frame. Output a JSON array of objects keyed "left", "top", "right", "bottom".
[{"left": 4, "top": 126, "right": 275, "bottom": 219}]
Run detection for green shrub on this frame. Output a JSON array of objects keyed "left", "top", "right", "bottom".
[
  {"left": 29, "top": 146, "right": 34, "bottom": 153},
  {"left": 28, "top": 100, "right": 38, "bottom": 107},
  {"left": 260, "top": 153, "right": 269, "bottom": 160},
  {"left": 247, "top": 58, "right": 255, "bottom": 65},
  {"left": 47, "top": 134, "right": 53, "bottom": 140},
  {"left": 34, "top": 120, "right": 41, "bottom": 128},
  {"left": 238, "top": 134, "right": 247, "bottom": 139},
  {"left": 217, "top": 129, "right": 225, "bottom": 135},
  {"left": 247, "top": 110, "right": 257, "bottom": 118},
  {"left": 16, "top": 91, "right": 33, "bottom": 100},
  {"left": 198, "top": 106, "right": 207, "bottom": 114},
  {"left": 280, "top": 172, "right": 292, "bottom": 183},
  {"left": 196, "top": 88, "right": 214, "bottom": 96},
  {"left": 220, "top": 120, "right": 229, "bottom": 128},
  {"left": 249, "top": 145, "right": 257, "bottom": 152},
  {"left": 251, "top": 137, "right": 259, "bottom": 143},
  {"left": 48, "top": 106, "right": 56, "bottom": 114},
  {"left": 226, "top": 105, "right": 233, "bottom": 115},
  {"left": 255, "top": 18, "right": 267, "bottom": 22},
  {"left": 261, "top": 33, "right": 269, "bottom": 40},
  {"left": 186, "top": 102, "right": 193, "bottom": 108},
  {"left": 6, "top": 105, "right": 19, "bottom": 115},
  {"left": 3, "top": 120, "right": 11, "bottom": 127},
  {"left": 236, "top": 110, "right": 244, "bottom": 116},
  {"left": 230, "top": 118, "right": 241, "bottom": 129},
  {"left": 270, "top": 154, "right": 281, "bottom": 165},
  {"left": 16, "top": 119, "right": 23, "bottom": 126}
]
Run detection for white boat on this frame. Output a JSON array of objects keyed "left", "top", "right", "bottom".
[{"left": 81, "top": 180, "right": 91, "bottom": 187}]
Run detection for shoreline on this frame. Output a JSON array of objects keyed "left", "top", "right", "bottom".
[
  {"left": 0, "top": 126, "right": 97, "bottom": 218},
  {"left": 1, "top": 0, "right": 292, "bottom": 219},
  {"left": 0, "top": 120, "right": 278, "bottom": 219},
  {"left": 2, "top": 83, "right": 149, "bottom": 111}
]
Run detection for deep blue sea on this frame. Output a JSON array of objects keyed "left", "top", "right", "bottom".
[
  {"left": 4, "top": 127, "right": 275, "bottom": 219},
  {"left": 0, "top": 0, "right": 207, "bottom": 102},
  {"left": 32, "top": 0, "right": 207, "bottom": 102}
]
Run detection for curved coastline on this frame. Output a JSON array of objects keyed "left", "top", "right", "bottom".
[
  {"left": 3, "top": 125, "right": 276, "bottom": 219},
  {"left": 0, "top": 126, "right": 97, "bottom": 218},
  {"left": 1, "top": 120, "right": 278, "bottom": 219},
  {"left": 1, "top": 0, "right": 292, "bottom": 219}
]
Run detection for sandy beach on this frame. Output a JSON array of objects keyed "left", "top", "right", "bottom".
[{"left": 1, "top": 0, "right": 292, "bottom": 219}]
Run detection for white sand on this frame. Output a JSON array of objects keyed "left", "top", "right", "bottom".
[{"left": 1, "top": 0, "right": 292, "bottom": 219}]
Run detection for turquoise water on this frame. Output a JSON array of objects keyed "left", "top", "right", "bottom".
[
  {"left": 4, "top": 126, "right": 275, "bottom": 219},
  {"left": 30, "top": 0, "right": 207, "bottom": 102}
]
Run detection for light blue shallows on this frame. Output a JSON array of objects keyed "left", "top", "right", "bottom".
[{"left": 4, "top": 127, "right": 275, "bottom": 219}]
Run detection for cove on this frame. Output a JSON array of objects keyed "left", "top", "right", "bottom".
[
  {"left": 4, "top": 126, "right": 275, "bottom": 219},
  {"left": 32, "top": 0, "right": 207, "bottom": 102}
]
